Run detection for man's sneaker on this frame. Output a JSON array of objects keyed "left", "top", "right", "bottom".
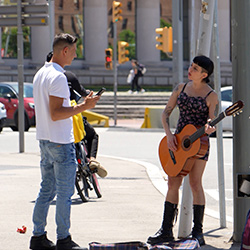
[
  {"left": 140, "top": 88, "right": 145, "bottom": 93},
  {"left": 56, "top": 235, "right": 87, "bottom": 250},
  {"left": 127, "top": 90, "right": 133, "bottom": 94},
  {"left": 89, "top": 160, "right": 107, "bottom": 178},
  {"left": 30, "top": 233, "right": 56, "bottom": 250}
]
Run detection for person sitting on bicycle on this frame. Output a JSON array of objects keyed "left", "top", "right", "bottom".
[{"left": 46, "top": 52, "right": 107, "bottom": 178}]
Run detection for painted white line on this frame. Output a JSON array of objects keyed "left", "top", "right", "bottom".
[
  {"left": 99, "top": 154, "right": 233, "bottom": 223},
  {"left": 205, "top": 189, "right": 233, "bottom": 201}
]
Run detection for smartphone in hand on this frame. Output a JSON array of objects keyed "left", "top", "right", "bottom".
[{"left": 95, "top": 87, "right": 106, "bottom": 96}]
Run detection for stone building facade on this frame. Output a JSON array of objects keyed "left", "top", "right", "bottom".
[{"left": 0, "top": 0, "right": 232, "bottom": 88}]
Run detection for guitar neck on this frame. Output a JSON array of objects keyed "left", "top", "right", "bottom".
[{"left": 189, "top": 112, "right": 226, "bottom": 143}]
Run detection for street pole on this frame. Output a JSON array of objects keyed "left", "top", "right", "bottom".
[
  {"left": 17, "top": 0, "right": 25, "bottom": 153},
  {"left": 48, "top": 0, "right": 54, "bottom": 48},
  {"left": 172, "top": 0, "right": 183, "bottom": 89},
  {"left": 171, "top": 0, "right": 191, "bottom": 238},
  {"left": 196, "top": 0, "right": 215, "bottom": 56},
  {"left": 177, "top": 0, "right": 196, "bottom": 238},
  {"left": 231, "top": 0, "right": 250, "bottom": 242},
  {"left": 212, "top": 0, "right": 226, "bottom": 228},
  {"left": 113, "top": 21, "right": 118, "bottom": 126}
]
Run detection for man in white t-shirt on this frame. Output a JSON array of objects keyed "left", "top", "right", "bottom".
[{"left": 30, "top": 33, "right": 99, "bottom": 250}]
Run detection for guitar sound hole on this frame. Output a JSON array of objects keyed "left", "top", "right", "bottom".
[{"left": 183, "top": 138, "right": 191, "bottom": 149}]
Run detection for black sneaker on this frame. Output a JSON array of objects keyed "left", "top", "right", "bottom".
[
  {"left": 56, "top": 236, "right": 87, "bottom": 250},
  {"left": 30, "top": 233, "right": 56, "bottom": 250}
]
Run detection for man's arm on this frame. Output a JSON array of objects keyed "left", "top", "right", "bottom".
[{"left": 49, "top": 91, "right": 99, "bottom": 121}]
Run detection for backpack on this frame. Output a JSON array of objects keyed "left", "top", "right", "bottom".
[
  {"left": 149, "top": 238, "right": 200, "bottom": 249},
  {"left": 89, "top": 241, "right": 148, "bottom": 250},
  {"left": 241, "top": 209, "right": 250, "bottom": 250}
]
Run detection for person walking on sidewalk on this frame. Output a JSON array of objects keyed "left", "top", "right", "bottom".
[
  {"left": 30, "top": 33, "right": 100, "bottom": 250},
  {"left": 128, "top": 59, "right": 145, "bottom": 94},
  {"left": 147, "top": 55, "right": 218, "bottom": 246}
]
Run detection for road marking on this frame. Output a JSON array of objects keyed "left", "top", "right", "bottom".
[
  {"left": 205, "top": 189, "right": 233, "bottom": 201},
  {"left": 100, "top": 154, "right": 233, "bottom": 223}
]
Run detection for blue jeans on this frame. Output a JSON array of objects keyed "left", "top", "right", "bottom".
[{"left": 32, "top": 140, "right": 77, "bottom": 240}]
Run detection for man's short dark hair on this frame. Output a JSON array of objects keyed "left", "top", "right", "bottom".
[{"left": 52, "top": 33, "right": 77, "bottom": 50}]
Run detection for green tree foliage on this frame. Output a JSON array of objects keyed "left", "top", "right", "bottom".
[
  {"left": 76, "top": 37, "right": 84, "bottom": 58},
  {"left": 1, "top": 27, "right": 31, "bottom": 58}
]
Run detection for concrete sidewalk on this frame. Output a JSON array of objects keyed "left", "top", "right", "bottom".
[{"left": 0, "top": 151, "right": 240, "bottom": 250}]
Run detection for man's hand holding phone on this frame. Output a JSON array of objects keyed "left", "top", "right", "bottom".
[{"left": 95, "top": 87, "right": 106, "bottom": 96}]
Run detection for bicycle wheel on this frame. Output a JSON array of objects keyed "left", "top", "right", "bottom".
[
  {"left": 75, "top": 168, "right": 89, "bottom": 202},
  {"left": 90, "top": 173, "right": 102, "bottom": 198}
]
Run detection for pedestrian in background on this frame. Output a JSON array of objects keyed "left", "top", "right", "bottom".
[
  {"left": 127, "top": 59, "right": 146, "bottom": 94},
  {"left": 147, "top": 55, "right": 218, "bottom": 246},
  {"left": 30, "top": 33, "right": 99, "bottom": 250}
]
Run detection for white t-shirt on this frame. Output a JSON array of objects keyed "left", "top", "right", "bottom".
[{"left": 33, "top": 62, "right": 74, "bottom": 144}]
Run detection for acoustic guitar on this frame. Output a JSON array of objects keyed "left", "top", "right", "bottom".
[{"left": 159, "top": 100, "right": 244, "bottom": 177}]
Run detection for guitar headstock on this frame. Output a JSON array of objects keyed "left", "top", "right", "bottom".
[{"left": 225, "top": 100, "right": 244, "bottom": 117}]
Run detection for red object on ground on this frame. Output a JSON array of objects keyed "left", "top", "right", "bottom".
[{"left": 17, "top": 225, "right": 27, "bottom": 234}]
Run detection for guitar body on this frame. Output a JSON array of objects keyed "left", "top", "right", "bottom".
[{"left": 159, "top": 124, "right": 209, "bottom": 177}]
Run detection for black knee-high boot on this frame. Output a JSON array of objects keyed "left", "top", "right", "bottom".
[
  {"left": 147, "top": 201, "right": 178, "bottom": 245},
  {"left": 192, "top": 205, "right": 205, "bottom": 246}
]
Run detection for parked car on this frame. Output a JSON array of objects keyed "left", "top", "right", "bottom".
[
  {"left": 221, "top": 86, "right": 232, "bottom": 131},
  {"left": 0, "top": 82, "right": 35, "bottom": 131},
  {"left": 0, "top": 101, "right": 7, "bottom": 133}
]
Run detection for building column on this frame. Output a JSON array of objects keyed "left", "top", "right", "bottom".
[
  {"left": 30, "top": 0, "right": 52, "bottom": 65},
  {"left": 136, "top": 0, "right": 160, "bottom": 64},
  {"left": 84, "top": 0, "right": 108, "bottom": 66}
]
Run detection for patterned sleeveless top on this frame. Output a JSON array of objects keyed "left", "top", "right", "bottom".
[
  {"left": 175, "top": 83, "right": 213, "bottom": 161},
  {"left": 175, "top": 83, "right": 213, "bottom": 134}
]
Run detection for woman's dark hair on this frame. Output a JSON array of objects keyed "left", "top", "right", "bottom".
[{"left": 193, "top": 55, "right": 214, "bottom": 83}]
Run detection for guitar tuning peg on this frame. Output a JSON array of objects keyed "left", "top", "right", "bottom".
[
  {"left": 240, "top": 110, "right": 243, "bottom": 113},
  {"left": 233, "top": 114, "right": 236, "bottom": 117}
]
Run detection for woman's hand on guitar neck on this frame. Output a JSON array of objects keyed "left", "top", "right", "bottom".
[
  {"left": 205, "top": 119, "right": 216, "bottom": 135},
  {"left": 167, "top": 133, "right": 178, "bottom": 152}
]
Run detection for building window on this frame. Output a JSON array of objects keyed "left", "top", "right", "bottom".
[
  {"left": 108, "top": 7, "right": 112, "bottom": 16},
  {"left": 108, "top": 21, "right": 113, "bottom": 38},
  {"left": 122, "top": 18, "right": 128, "bottom": 30},
  {"left": 127, "top": 1, "right": 132, "bottom": 11},
  {"left": 71, "top": 16, "right": 77, "bottom": 34},
  {"left": 74, "top": 0, "right": 80, "bottom": 10},
  {"left": 59, "top": 0, "right": 63, "bottom": 9},
  {"left": 58, "top": 16, "right": 64, "bottom": 32}
]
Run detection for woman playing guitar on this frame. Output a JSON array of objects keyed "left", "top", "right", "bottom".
[{"left": 147, "top": 55, "right": 218, "bottom": 246}]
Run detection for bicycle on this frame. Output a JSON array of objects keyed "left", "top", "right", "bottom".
[{"left": 74, "top": 139, "right": 102, "bottom": 202}]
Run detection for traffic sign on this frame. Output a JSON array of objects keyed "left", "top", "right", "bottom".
[
  {"left": 0, "top": 16, "right": 48, "bottom": 26},
  {"left": 0, "top": 5, "right": 17, "bottom": 15},
  {"left": 0, "top": 3, "right": 49, "bottom": 27},
  {"left": 24, "top": 4, "right": 48, "bottom": 14},
  {"left": 0, "top": 3, "right": 48, "bottom": 15},
  {"left": 10, "top": 0, "right": 35, "bottom": 3}
]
